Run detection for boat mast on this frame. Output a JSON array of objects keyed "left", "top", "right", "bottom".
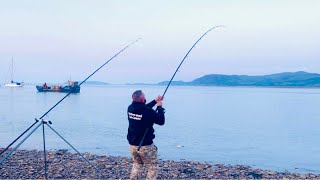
[{"left": 11, "top": 57, "right": 14, "bottom": 83}]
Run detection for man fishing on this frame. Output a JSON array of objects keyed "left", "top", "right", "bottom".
[{"left": 127, "top": 90, "right": 165, "bottom": 180}]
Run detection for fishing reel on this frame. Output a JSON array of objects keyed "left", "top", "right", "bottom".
[{"left": 35, "top": 118, "right": 52, "bottom": 125}]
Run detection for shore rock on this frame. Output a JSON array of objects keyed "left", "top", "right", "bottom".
[{"left": 0, "top": 148, "right": 319, "bottom": 179}]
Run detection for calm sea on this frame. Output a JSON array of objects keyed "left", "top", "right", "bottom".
[{"left": 0, "top": 85, "right": 319, "bottom": 173}]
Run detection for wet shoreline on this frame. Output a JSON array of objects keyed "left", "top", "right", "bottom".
[{"left": 0, "top": 148, "right": 319, "bottom": 179}]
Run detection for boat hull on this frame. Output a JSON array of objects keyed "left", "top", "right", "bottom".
[
  {"left": 36, "top": 85, "right": 80, "bottom": 93},
  {"left": 5, "top": 83, "right": 24, "bottom": 87}
]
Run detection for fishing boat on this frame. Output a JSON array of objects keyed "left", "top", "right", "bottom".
[
  {"left": 36, "top": 81, "right": 80, "bottom": 93},
  {"left": 4, "top": 58, "right": 24, "bottom": 87}
]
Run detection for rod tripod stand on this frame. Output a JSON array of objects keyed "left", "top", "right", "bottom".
[{"left": 0, "top": 118, "right": 107, "bottom": 179}]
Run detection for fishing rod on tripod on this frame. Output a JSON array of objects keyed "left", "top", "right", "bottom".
[
  {"left": 0, "top": 38, "right": 141, "bottom": 158},
  {"left": 137, "top": 26, "right": 224, "bottom": 151}
]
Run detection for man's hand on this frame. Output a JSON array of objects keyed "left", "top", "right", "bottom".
[
  {"left": 155, "top": 95, "right": 163, "bottom": 103},
  {"left": 156, "top": 100, "right": 163, "bottom": 107}
]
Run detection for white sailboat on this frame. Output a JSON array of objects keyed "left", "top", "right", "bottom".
[{"left": 5, "top": 58, "right": 24, "bottom": 87}]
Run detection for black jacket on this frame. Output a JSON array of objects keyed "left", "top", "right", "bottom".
[{"left": 127, "top": 100, "right": 165, "bottom": 146}]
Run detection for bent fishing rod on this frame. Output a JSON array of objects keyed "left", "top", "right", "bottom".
[
  {"left": 0, "top": 38, "right": 141, "bottom": 156},
  {"left": 137, "top": 26, "right": 224, "bottom": 151}
]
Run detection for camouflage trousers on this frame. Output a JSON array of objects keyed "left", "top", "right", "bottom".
[{"left": 129, "top": 144, "right": 158, "bottom": 180}]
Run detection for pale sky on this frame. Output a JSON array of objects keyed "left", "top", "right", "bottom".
[{"left": 0, "top": 0, "right": 319, "bottom": 84}]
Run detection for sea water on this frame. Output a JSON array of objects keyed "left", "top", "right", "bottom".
[{"left": 0, "top": 85, "right": 319, "bottom": 173}]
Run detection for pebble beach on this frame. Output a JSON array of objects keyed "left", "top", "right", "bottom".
[{"left": 0, "top": 148, "right": 319, "bottom": 179}]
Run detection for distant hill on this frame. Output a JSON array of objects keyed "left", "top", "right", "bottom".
[
  {"left": 82, "top": 81, "right": 109, "bottom": 85},
  {"left": 158, "top": 80, "right": 188, "bottom": 86},
  {"left": 125, "top": 83, "right": 153, "bottom": 85},
  {"left": 157, "top": 71, "right": 320, "bottom": 87}
]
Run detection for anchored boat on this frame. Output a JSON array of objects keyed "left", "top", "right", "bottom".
[
  {"left": 5, "top": 81, "right": 24, "bottom": 87},
  {"left": 4, "top": 57, "right": 24, "bottom": 87},
  {"left": 36, "top": 81, "right": 80, "bottom": 93}
]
